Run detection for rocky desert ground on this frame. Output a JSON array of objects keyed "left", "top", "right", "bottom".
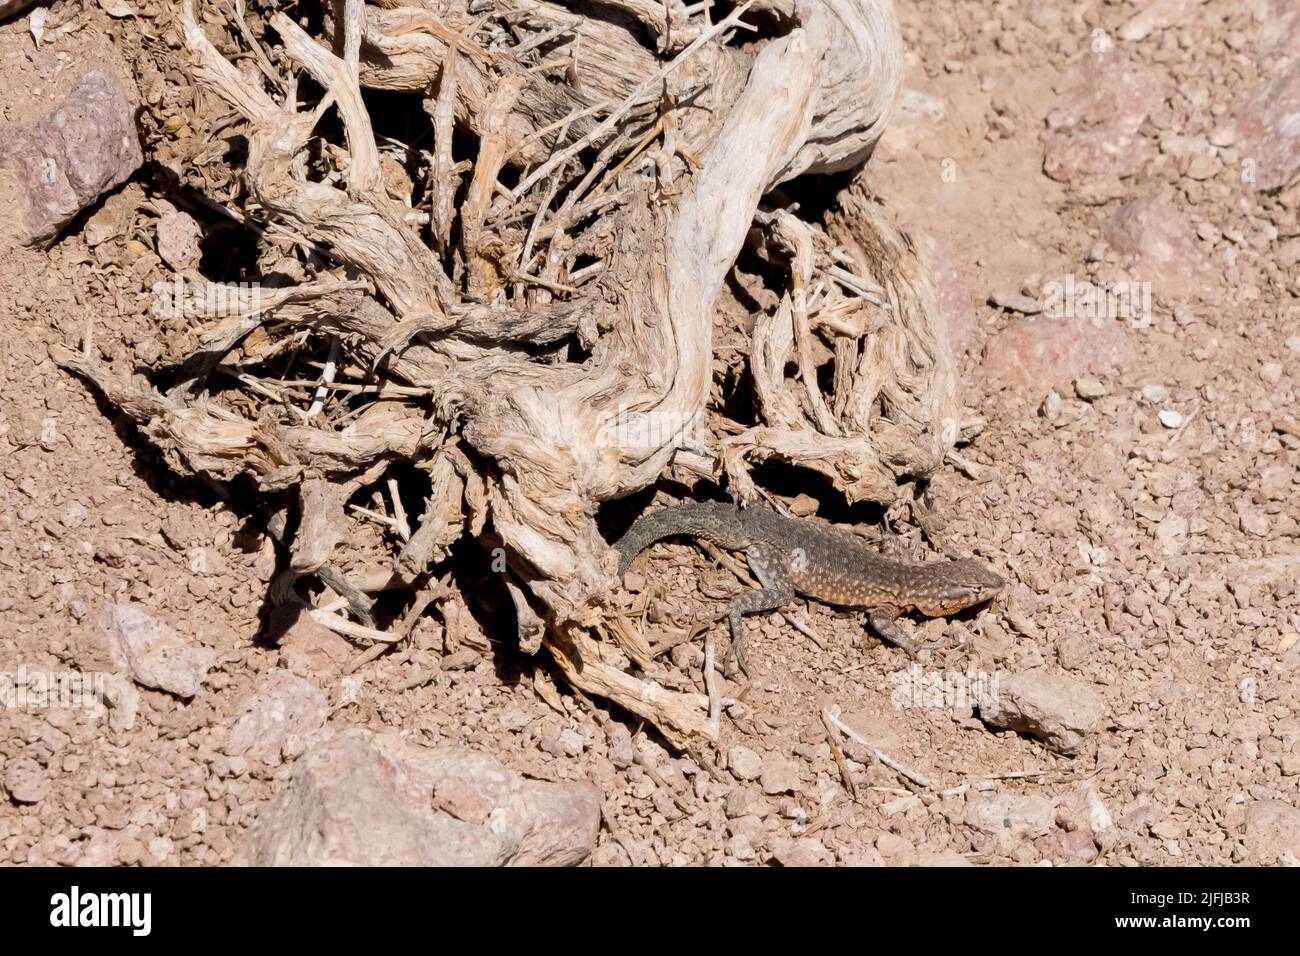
[{"left": 0, "top": 0, "right": 1298, "bottom": 867}]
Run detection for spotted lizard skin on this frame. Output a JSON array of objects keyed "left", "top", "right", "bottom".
[{"left": 616, "top": 502, "right": 1005, "bottom": 673}]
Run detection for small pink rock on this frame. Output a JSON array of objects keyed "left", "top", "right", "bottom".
[
  {"left": 1184, "top": 153, "right": 1221, "bottom": 181},
  {"left": 1041, "top": 826, "right": 1100, "bottom": 864},
  {"left": 875, "top": 831, "right": 915, "bottom": 864},
  {"left": 274, "top": 605, "right": 353, "bottom": 678},
  {"left": 981, "top": 315, "right": 1131, "bottom": 388},
  {"left": 155, "top": 207, "right": 203, "bottom": 271},
  {"left": 1277, "top": 237, "right": 1300, "bottom": 270},
  {"left": 3, "top": 756, "right": 48, "bottom": 804},
  {"left": 759, "top": 753, "right": 800, "bottom": 795},
  {"left": 225, "top": 669, "right": 328, "bottom": 764},
  {"left": 1043, "top": 51, "right": 1165, "bottom": 195},
  {"left": 1103, "top": 189, "right": 1211, "bottom": 297}
]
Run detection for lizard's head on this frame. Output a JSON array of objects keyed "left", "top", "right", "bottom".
[{"left": 913, "top": 560, "right": 1006, "bottom": 616}]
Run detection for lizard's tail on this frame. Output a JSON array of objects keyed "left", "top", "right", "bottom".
[{"left": 614, "top": 502, "right": 747, "bottom": 576}]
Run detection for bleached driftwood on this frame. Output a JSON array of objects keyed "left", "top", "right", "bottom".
[{"left": 58, "top": 0, "right": 964, "bottom": 747}]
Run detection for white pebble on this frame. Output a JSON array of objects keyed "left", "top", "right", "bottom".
[
  {"left": 1074, "top": 376, "right": 1107, "bottom": 400},
  {"left": 1159, "top": 409, "right": 1184, "bottom": 429}
]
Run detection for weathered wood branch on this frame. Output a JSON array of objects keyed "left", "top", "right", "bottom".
[{"left": 57, "top": 0, "right": 969, "bottom": 747}]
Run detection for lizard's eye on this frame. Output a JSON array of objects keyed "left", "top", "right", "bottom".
[{"left": 943, "top": 584, "right": 993, "bottom": 610}]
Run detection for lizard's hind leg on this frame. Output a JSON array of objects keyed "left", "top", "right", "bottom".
[{"left": 723, "top": 543, "right": 796, "bottom": 677}]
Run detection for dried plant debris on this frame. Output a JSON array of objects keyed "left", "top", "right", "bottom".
[{"left": 56, "top": 0, "right": 962, "bottom": 746}]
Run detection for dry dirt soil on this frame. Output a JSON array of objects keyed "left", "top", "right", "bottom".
[{"left": 0, "top": 0, "right": 1298, "bottom": 866}]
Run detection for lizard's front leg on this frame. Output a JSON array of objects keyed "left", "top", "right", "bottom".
[
  {"left": 867, "top": 607, "right": 941, "bottom": 658},
  {"left": 723, "top": 542, "right": 796, "bottom": 677}
]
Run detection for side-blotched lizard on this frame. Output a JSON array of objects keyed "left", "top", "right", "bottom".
[{"left": 616, "top": 502, "right": 1005, "bottom": 674}]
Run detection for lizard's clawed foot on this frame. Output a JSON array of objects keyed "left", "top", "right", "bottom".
[
  {"left": 687, "top": 611, "right": 751, "bottom": 680},
  {"left": 723, "top": 637, "right": 751, "bottom": 681},
  {"left": 867, "top": 607, "right": 943, "bottom": 658},
  {"left": 892, "top": 634, "right": 944, "bottom": 659}
]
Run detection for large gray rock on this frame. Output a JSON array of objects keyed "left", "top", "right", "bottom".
[
  {"left": 979, "top": 669, "right": 1107, "bottom": 756},
  {"left": 0, "top": 67, "right": 141, "bottom": 247},
  {"left": 239, "top": 728, "right": 601, "bottom": 866},
  {"left": 1235, "top": 59, "right": 1300, "bottom": 193}
]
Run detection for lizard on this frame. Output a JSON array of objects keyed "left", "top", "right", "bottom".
[{"left": 615, "top": 501, "right": 1005, "bottom": 675}]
